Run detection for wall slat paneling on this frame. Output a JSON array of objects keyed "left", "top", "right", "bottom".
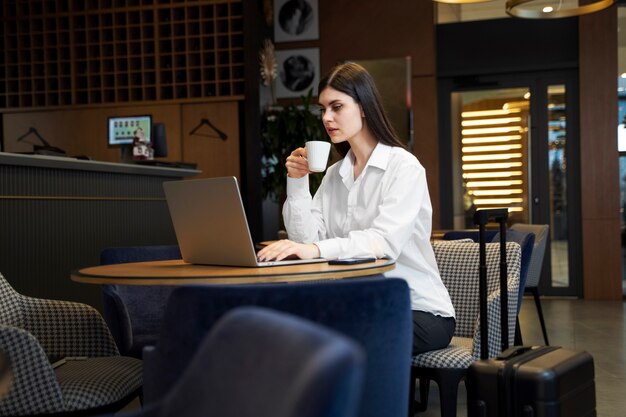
[{"left": 0, "top": 160, "right": 191, "bottom": 309}]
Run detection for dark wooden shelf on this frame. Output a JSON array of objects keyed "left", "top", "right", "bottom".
[{"left": 0, "top": 0, "right": 244, "bottom": 109}]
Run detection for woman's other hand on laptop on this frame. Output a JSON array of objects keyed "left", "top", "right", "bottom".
[{"left": 256, "top": 239, "right": 320, "bottom": 262}]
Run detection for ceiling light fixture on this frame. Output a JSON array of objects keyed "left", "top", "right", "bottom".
[
  {"left": 433, "top": 0, "right": 494, "bottom": 4},
  {"left": 506, "top": 0, "right": 615, "bottom": 19}
]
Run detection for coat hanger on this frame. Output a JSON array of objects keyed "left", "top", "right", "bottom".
[
  {"left": 16, "top": 127, "right": 66, "bottom": 155},
  {"left": 188, "top": 118, "right": 228, "bottom": 141}
]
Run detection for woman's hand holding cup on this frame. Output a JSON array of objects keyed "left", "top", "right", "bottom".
[
  {"left": 285, "top": 141, "right": 331, "bottom": 178},
  {"left": 285, "top": 147, "right": 310, "bottom": 178}
]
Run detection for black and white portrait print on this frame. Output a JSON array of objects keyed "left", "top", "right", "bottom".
[
  {"left": 275, "top": 48, "right": 320, "bottom": 98},
  {"left": 274, "top": 0, "right": 319, "bottom": 42}
]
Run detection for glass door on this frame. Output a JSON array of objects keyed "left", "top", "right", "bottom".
[
  {"left": 439, "top": 71, "right": 581, "bottom": 297},
  {"left": 450, "top": 87, "right": 531, "bottom": 228},
  {"left": 546, "top": 86, "right": 570, "bottom": 290}
]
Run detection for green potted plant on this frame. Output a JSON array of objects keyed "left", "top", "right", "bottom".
[{"left": 260, "top": 88, "right": 329, "bottom": 206}]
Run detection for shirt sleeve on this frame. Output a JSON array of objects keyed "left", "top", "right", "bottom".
[
  {"left": 282, "top": 174, "right": 327, "bottom": 243},
  {"left": 315, "top": 160, "right": 432, "bottom": 261}
]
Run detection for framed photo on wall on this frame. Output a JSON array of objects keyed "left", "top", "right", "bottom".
[
  {"left": 275, "top": 48, "right": 320, "bottom": 99},
  {"left": 274, "top": 0, "right": 319, "bottom": 42}
]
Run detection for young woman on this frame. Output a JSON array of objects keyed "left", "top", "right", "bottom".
[{"left": 257, "top": 62, "right": 455, "bottom": 354}]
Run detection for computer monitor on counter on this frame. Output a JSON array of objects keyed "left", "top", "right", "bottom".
[{"left": 107, "top": 115, "right": 152, "bottom": 162}]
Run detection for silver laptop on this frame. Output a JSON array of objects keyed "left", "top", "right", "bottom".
[{"left": 163, "top": 176, "right": 327, "bottom": 267}]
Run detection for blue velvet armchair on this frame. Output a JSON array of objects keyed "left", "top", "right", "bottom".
[
  {"left": 99, "top": 306, "right": 366, "bottom": 417},
  {"left": 142, "top": 276, "right": 412, "bottom": 417},
  {"left": 100, "top": 245, "right": 181, "bottom": 358}
]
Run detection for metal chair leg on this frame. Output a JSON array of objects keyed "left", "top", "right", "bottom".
[
  {"left": 530, "top": 287, "right": 549, "bottom": 345},
  {"left": 514, "top": 316, "right": 523, "bottom": 345}
]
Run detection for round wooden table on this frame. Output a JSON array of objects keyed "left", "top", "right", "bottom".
[{"left": 72, "top": 259, "right": 396, "bottom": 286}]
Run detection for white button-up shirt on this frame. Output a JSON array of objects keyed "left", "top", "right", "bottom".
[{"left": 283, "top": 143, "right": 455, "bottom": 317}]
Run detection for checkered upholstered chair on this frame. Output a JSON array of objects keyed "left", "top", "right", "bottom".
[
  {"left": 443, "top": 229, "right": 535, "bottom": 346},
  {"left": 0, "top": 272, "right": 142, "bottom": 416},
  {"left": 409, "top": 240, "right": 521, "bottom": 417}
]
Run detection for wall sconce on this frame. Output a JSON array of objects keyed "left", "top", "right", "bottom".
[{"left": 505, "top": 0, "right": 615, "bottom": 19}]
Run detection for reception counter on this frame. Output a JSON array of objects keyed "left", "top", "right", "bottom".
[{"left": 0, "top": 152, "right": 199, "bottom": 309}]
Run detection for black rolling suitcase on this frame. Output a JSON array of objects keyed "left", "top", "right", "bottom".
[{"left": 466, "top": 209, "right": 596, "bottom": 417}]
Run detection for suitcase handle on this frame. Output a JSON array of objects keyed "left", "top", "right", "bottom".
[
  {"left": 496, "top": 345, "right": 560, "bottom": 361},
  {"left": 473, "top": 208, "right": 509, "bottom": 360},
  {"left": 497, "top": 346, "right": 534, "bottom": 360},
  {"left": 473, "top": 208, "right": 508, "bottom": 225}
]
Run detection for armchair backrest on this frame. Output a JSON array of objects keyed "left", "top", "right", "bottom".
[
  {"left": 143, "top": 276, "right": 412, "bottom": 417},
  {"left": 432, "top": 241, "right": 521, "bottom": 356},
  {"left": 491, "top": 230, "right": 534, "bottom": 308},
  {"left": 510, "top": 223, "right": 549, "bottom": 288},
  {"left": 0, "top": 273, "right": 23, "bottom": 328},
  {"left": 443, "top": 229, "right": 535, "bottom": 312},
  {"left": 155, "top": 307, "right": 365, "bottom": 417}
]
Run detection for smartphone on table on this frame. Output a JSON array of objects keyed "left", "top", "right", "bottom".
[{"left": 328, "top": 258, "right": 377, "bottom": 265}]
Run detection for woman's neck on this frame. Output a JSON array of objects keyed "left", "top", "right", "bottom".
[{"left": 348, "top": 130, "right": 378, "bottom": 179}]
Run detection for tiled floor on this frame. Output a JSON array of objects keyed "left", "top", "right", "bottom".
[
  {"left": 415, "top": 297, "right": 626, "bottom": 417},
  {"left": 117, "top": 296, "right": 625, "bottom": 417}
]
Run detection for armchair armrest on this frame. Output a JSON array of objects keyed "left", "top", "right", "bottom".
[
  {"left": 101, "top": 285, "right": 133, "bottom": 355},
  {"left": 0, "top": 325, "right": 64, "bottom": 416},
  {"left": 20, "top": 297, "right": 119, "bottom": 359}
]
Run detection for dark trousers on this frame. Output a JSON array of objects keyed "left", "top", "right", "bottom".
[{"left": 412, "top": 310, "right": 456, "bottom": 355}]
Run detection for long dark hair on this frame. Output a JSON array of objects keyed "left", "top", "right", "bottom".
[{"left": 318, "top": 62, "right": 405, "bottom": 158}]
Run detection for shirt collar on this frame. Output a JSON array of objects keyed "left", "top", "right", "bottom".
[
  {"left": 338, "top": 142, "right": 392, "bottom": 184},
  {"left": 367, "top": 142, "right": 392, "bottom": 170},
  {"left": 340, "top": 142, "right": 392, "bottom": 171}
]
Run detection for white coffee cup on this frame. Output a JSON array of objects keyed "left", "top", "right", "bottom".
[{"left": 305, "top": 141, "right": 331, "bottom": 173}]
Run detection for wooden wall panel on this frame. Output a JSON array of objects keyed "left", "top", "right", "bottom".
[
  {"left": 317, "top": 0, "right": 440, "bottom": 225},
  {"left": 181, "top": 101, "right": 240, "bottom": 180},
  {"left": 3, "top": 105, "right": 182, "bottom": 162},
  {"left": 412, "top": 75, "right": 440, "bottom": 228},
  {"left": 318, "top": 0, "right": 435, "bottom": 77},
  {"left": 2, "top": 100, "right": 242, "bottom": 182},
  {"left": 581, "top": 218, "right": 622, "bottom": 299},
  {"left": 580, "top": 11, "right": 619, "bottom": 219},
  {"left": 579, "top": 5, "right": 621, "bottom": 299}
]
